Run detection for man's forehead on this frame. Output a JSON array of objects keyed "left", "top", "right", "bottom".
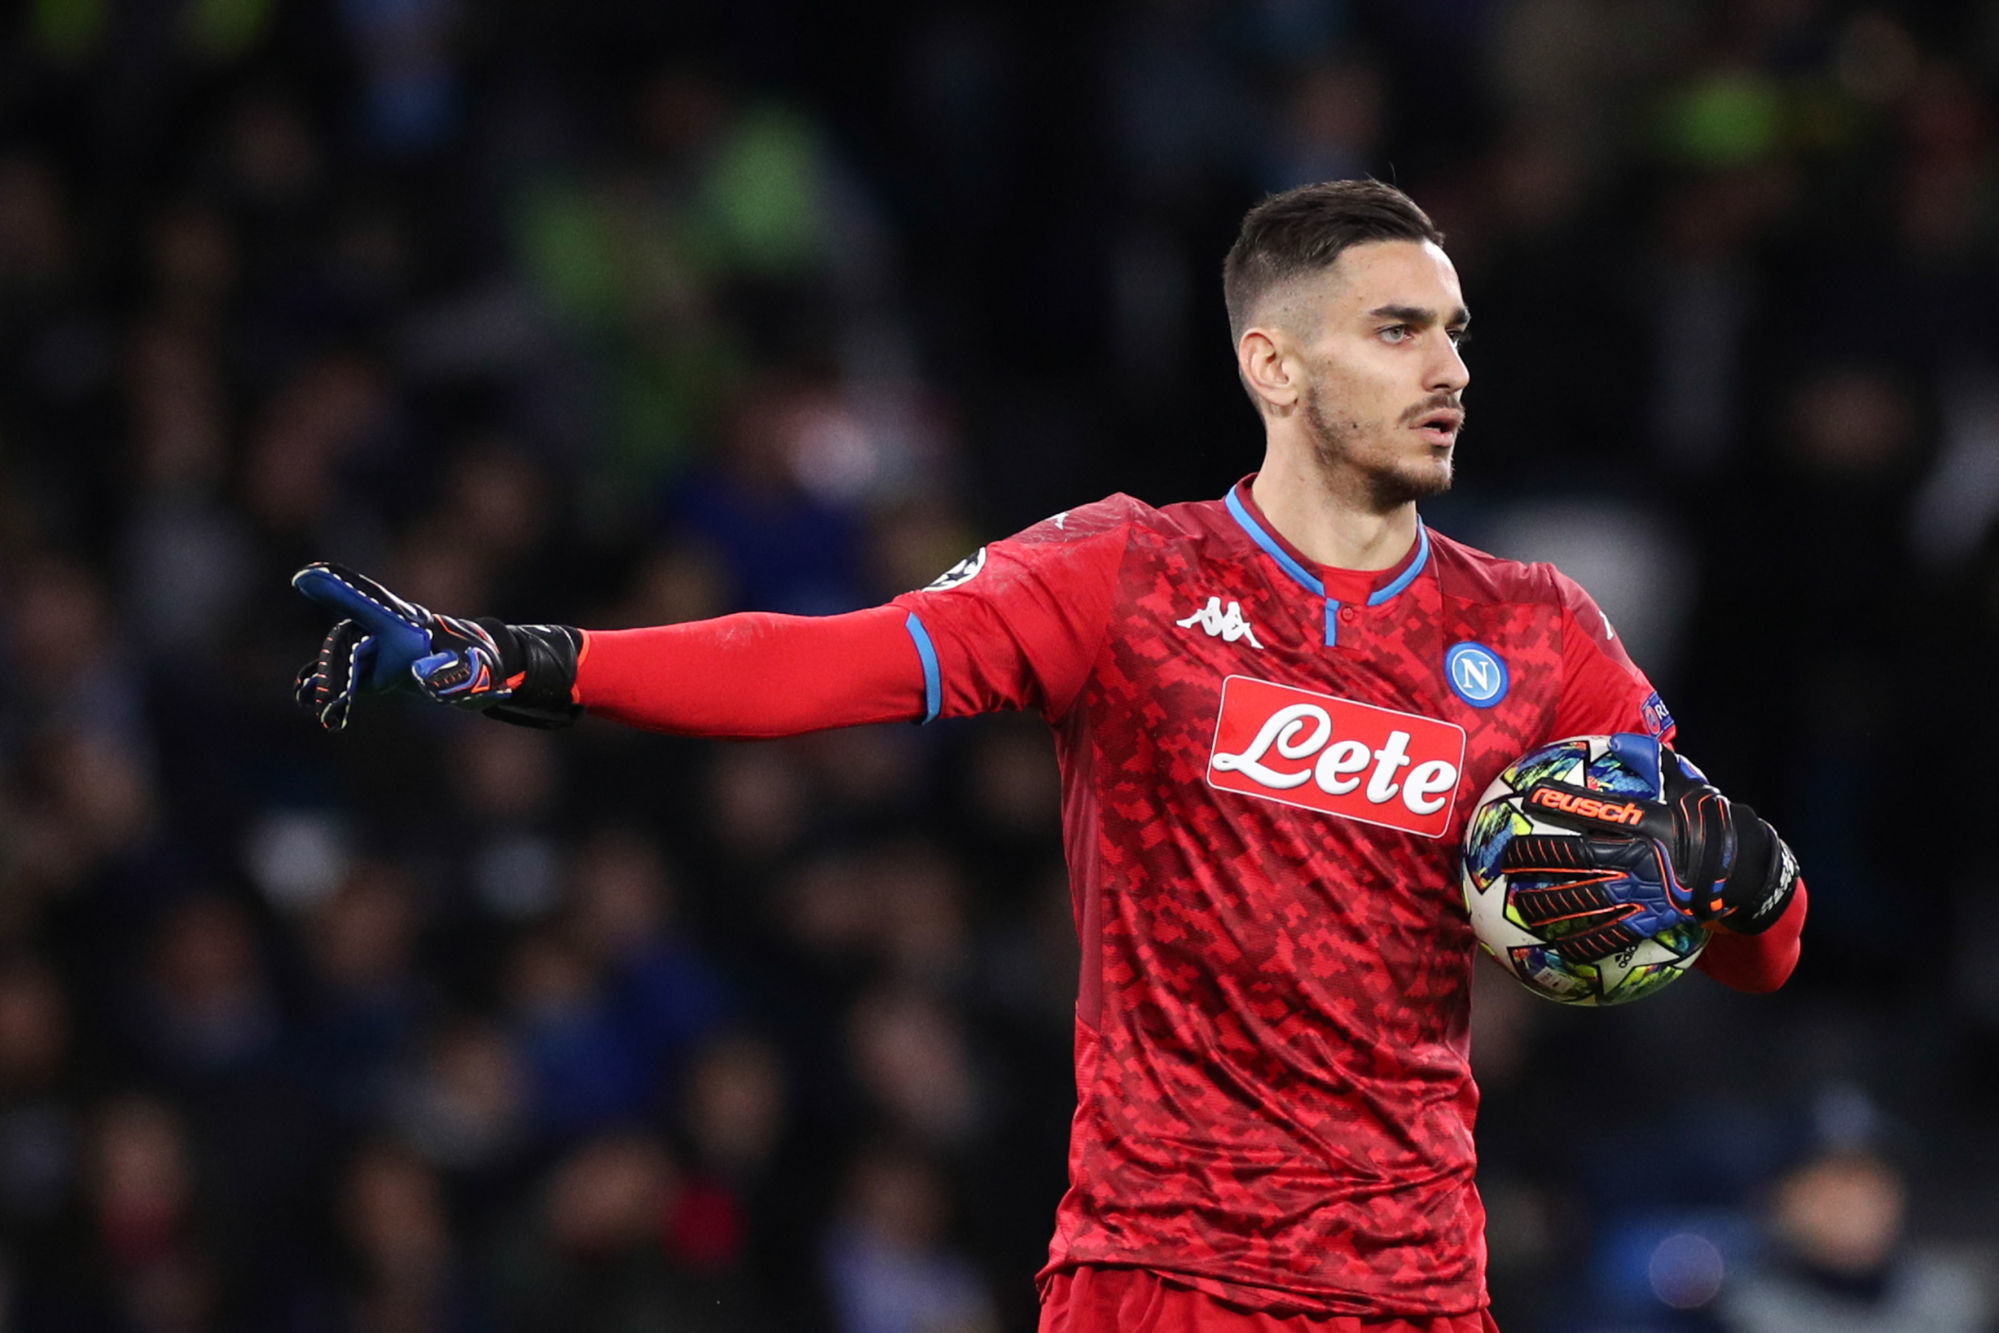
[
  {"left": 1252, "top": 239, "right": 1465, "bottom": 335},
  {"left": 1318, "top": 239, "right": 1463, "bottom": 311}
]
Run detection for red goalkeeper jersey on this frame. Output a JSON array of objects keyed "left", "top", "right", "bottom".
[
  {"left": 575, "top": 475, "right": 1803, "bottom": 1320},
  {"left": 887, "top": 479, "right": 1674, "bottom": 1317}
]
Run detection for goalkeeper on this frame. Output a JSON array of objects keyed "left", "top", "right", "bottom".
[{"left": 295, "top": 179, "right": 1805, "bottom": 1333}]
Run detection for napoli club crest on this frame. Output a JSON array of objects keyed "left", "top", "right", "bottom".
[{"left": 1444, "top": 641, "right": 1509, "bottom": 708}]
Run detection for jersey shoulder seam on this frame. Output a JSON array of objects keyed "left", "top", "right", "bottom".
[
  {"left": 1428, "top": 530, "right": 1568, "bottom": 610},
  {"left": 1046, "top": 511, "right": 1138, "bottom": 721}
]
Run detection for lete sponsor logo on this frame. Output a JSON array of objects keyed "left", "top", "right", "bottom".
[{"left": 1206, "top": 675, "right": 1467, "bottom": 838}]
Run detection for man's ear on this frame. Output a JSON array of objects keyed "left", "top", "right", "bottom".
[{"left": 1238, "top": 327, "right": 1300, "bottom": 415}]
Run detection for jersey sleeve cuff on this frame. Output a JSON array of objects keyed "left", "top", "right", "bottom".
[{"left": 904, "top": 611, "right": 942, "bottom": 724}]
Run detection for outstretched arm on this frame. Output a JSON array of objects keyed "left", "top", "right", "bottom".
[
  {"left": 292, "top": 563, "right": 927, "bottom": 737},
  {"left": 295, "top": 503, "right": 1134, "bottom": 738},
  {"left": 574, "top": 608, "right": 928, "bottom": 737}
]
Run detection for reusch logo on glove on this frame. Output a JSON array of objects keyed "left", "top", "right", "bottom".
[
  {"left": 1206, "top": 675, "right": 1466, "bottom": 837},
  {"left": 1528, "top": 787, "right": 1647, "bottom": 826}
]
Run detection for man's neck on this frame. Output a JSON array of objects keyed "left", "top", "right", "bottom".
[{"left": 1249, "top": 449, "right": 1420, "bottom": 572}]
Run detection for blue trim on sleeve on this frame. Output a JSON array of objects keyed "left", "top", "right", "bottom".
[
  {"left": 1225, "top": 488, "right": 1325, "bottom": 596},
  {"left": 1367, "top": 524, "right": 1430, "bottom": 605},
  {"left": 904, "top": 612, "right": 942, "bottom": 724}
]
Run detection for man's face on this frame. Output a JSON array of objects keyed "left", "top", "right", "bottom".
[{"left": 1278, "top": 239, "right": 1470, "bottom": 510}]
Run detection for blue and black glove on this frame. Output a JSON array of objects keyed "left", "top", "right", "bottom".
[
  {"left": 292, "top": 562, "right": 582, "bottom": 731},
  {"left": 1501, "top": 741, "right": 1800, "bottom": 962}
]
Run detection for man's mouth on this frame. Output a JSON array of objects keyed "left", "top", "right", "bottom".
[{"left": 1411, "top": 408, "right": 1463, "bottom": 446}]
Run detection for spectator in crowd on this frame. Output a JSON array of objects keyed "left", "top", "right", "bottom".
[{"left": 1724, "top": 1147, "right": 1990, "bottom": 1333}]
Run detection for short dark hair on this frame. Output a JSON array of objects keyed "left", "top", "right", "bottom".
[{"left": 1223, "top": 179, "right": 1442, "bottom": 343}]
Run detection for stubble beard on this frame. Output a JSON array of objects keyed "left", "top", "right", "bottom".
[{"left": 1303, "top": 380, "right": 1455, "bottom": 513}]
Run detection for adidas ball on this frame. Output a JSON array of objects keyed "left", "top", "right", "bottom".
[{"left": 1460, "top": 734, "right": 1709, "bottom": 1006}]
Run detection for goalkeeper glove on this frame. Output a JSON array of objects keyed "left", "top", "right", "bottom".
[
  {"left": 292, "top": 562, "right": 583, "bottom": 731},
  {"left": 1500, "top": 739, "right": 1800, "bottom": 962}
]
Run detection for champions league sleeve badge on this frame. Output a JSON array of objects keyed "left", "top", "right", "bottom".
[
  {"left": 1640, "top": 690, "right": 1674, "bottom": 738},
  {"left": 922, "top": 546, "right": 988, "bottom": 592}
]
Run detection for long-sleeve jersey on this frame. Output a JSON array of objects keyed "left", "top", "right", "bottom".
[{"left": 572, "top": 478, "right": 1805, "bottom": 1318}]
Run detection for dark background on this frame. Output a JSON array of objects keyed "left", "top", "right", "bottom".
[{"left": 2, "top": 1, "right": 1997, "bottom": 1330}]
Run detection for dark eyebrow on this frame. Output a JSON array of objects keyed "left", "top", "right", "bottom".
[{"left": 1369, "top": 304, "right": 1472, "bottom": 328}]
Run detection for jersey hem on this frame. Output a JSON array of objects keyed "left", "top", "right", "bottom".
[{"left": 1036, "top": 1256, "right": 1489, "bottom": 1320}]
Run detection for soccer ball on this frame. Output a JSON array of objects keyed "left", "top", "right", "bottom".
[{"left": 1460, "top": 734, "right": 1708, "bottom": 1006}]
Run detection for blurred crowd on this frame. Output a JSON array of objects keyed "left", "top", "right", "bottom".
[{"left": 3, "top": 1, "right": 1999, "bottom": 1330}]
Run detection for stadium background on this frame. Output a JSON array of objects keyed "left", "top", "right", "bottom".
[{"left": 2, "top": 1, "right": 1996, "bottom": 1329}]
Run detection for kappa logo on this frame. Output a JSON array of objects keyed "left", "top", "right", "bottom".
[
  {"left": 1177, "top": 597, "right": 1264, "bottom": 649},
  {"left": 1206, "top": 675, "right": 1467, "bottom": 837}
]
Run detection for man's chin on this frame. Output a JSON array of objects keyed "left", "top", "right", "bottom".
[
  {"left": 1367, "top": 459, "right": 1453, "bottom": 510},
  {"left": 1304, "top": 417, "right": 1455, "bottom": 511}
]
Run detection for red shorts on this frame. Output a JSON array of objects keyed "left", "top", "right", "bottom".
[{"left": 1038, "top": 1267, "right": 1500, "bottom": 1333}]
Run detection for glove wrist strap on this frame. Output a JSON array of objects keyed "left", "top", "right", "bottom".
[
  {"left": 1720, "top": 811, "right": 1798, "bottom": 934},
  {"left": 476, "top": 619, "right": 584, "bottom": 729}
]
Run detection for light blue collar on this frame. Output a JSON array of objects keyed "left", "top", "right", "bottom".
[{"left": 1224, "top": 487, "right": 1431, "bottom": 607}]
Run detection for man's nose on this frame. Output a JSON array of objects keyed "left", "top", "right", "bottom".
[{"left": 1428, "top": 337, "right": 1469, "bottom": 395}]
